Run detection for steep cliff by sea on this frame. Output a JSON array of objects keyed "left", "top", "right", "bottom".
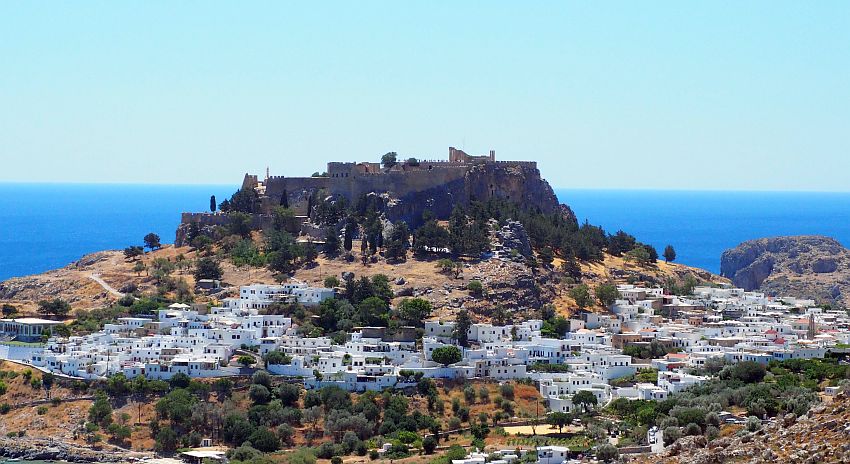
[{"left": 720, "top": 235, "right": 850, "bottom": 307}]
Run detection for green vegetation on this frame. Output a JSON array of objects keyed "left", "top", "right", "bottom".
[
  {"left": 622, "top": 340, "right": 677, "bottom": 360},
  {"left": 144, "top": 233, "right": 162, "bottom": 251},
  {"left": 664, "top": 244, "right": 676, "bottom": 263},
  {"left": 37, "top": 298, "right": 71, "bottom": 319},
  {"left": 431, "top": 346, "right": 462, "bottom": 366},
  {"left": 605, "top": 358, "right": 837, "bottom": 449},
  {"left": 594, "top": 283, "right": 620, "bottom": 307},
  {"left": 569, "top": 284, "right": 593, "bottom": 308}
]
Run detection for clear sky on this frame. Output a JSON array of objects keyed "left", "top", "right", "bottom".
[{"left": 1, "top": 2, "right": 848, "bottom": 190}]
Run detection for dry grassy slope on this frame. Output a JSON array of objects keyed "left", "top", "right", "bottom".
[
  {"left": 0, "top": 360, "right": 93, "bottom": 443},
  {"left": 1, "top": 242, "right": 728, "bottom": 322},
  {"left": 628, "top": 392, "right": 850, "bottom": 464}
]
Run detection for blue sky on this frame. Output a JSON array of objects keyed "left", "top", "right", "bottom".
[{"left": 1, "top": 2, "right": 848, "bottom": 190}]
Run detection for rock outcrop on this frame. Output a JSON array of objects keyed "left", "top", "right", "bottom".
[
  {"left": 720, "top": 235, "right": 850, "bottom": 306},
  {"left": 629, "top": 391, "right": 850, "bottom": 464}
]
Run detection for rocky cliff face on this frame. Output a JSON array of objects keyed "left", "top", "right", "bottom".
[
  {"left": 386, "top": 162, "right": 571, "bottom": 227},
  {"left": 720, "top": 235, "right": 850, "bottom": 306}
]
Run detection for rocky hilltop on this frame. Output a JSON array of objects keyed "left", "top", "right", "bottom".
[
  {"left": 176, "top": 148, "right": 567, "bottom": 246},
  {"left": 720, "top": 235, "right": 850, "bottom": 307}
]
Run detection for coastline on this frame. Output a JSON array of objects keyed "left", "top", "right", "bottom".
[{"left": 0, "top": 437, "right": 153, "bottom": 463}]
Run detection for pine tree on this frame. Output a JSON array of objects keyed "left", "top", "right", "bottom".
[{"left": 664, "top": 245, "right": 677, "bottom": 263}]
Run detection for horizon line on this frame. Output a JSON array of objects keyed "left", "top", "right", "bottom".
[{"left": 1, "top": 180, "right": 850, "bottom": 194}]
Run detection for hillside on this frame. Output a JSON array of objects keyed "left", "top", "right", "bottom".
[
  {"left": 1, "top": 240, "right": 724, "bottom": 323},
  {"left": 721, "top": 235, "right": 850, "bottom": 307},
  {"left": 629, "top": 390, "right": 850, "bottom": 464}
]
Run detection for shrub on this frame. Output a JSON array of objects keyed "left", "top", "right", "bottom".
[
  {"left": 248, "top": 426, "right": 280, "bottom": 452},
  {"left": 37, "top": 406, "right": 48, "bottom": 415},
  {"left": 499, "top": 383, "right": 515, "bottom": 400},
  {"left": 745, "top": 416, "right": 762, "bottom": 432},
  {"left": 249, "top": 384, "right": 272, "bottom": 404},
  {"left": 663, "top": 426, "right": 681, "bottom": 446},
  {"left": 596, "top": 443, "right": 619, "bottom": 463},
  {"left": 467, "top": 280, "right": 484, "bottom": 297},
  {"left": 288, "top": 448, "right": 317, "bottom": 464},
  {"left": 683, "top": 422, "right": 702, "bottom": 436},
  {"left": 463, "top": 385, "right": 476, "bottom": 403},
  {"left": 252, "top": 370, "right": 272, "bottom": 388},
  {"left": 423, "top": 435, "right": 437, "bottom": 454}
]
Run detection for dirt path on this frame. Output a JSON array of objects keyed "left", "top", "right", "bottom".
[{"left": 88, "top": 273, "right": 124, "bottom": 298}]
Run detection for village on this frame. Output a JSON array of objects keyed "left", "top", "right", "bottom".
[{"left": 3, "top": 274, "right": 848, "bottom": 464}]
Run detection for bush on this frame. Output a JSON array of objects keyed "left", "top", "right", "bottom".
[
  {"left": 663, "top": 426, "right": 681, "bottom": 446},
  {"left": 248, "top": 426, "right": 280, "bottom": 452},
  {"left": 596, "top": 443, "right": 619, "bottom": 463},
  {"left": 499, "top": 383, "right": 515, "bottom": 400},
  {"left": 316, "top": 442, "right": 339, "bottom": 459},
  {"left": 463, "top": 385, "right": 476, "bottom": 403},
  {"left": 423, "top": 435, "right": 437, "bottom": 454},
  {"left": 467, "top": 280, "right": 484, "bottom": 297},
  {"left": 720, "top": 361, "right": 766, "bottom": 384},
  {"left": 288, "top": 448, "right": 318, "bottom": 464},
  {"left": 37, "top": 406, "right": 48, "bottom": 415},
  {"left": 683, "top": 422, "right": 702, "bottom": 436},
  {"left": 249, "top": 384, "right": 272, "bottom": 404},
  {"left": 746, "top": 416, "right": 762, "bottom": 432},
  {"left": 155, "top": 427, "right": 178, "bottom": 452}
]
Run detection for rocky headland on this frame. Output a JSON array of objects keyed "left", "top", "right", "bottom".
[{"left": 720, "top": 235, "right": 850, "bottom": 307}]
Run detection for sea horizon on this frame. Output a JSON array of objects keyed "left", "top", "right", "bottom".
[{"left": 1, "top": 183, "right": 849, "bottom": 281}]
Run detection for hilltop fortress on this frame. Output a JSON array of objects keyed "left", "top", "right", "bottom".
[{"left": 177, "top": 147, "right": 563, "bottom": 245}]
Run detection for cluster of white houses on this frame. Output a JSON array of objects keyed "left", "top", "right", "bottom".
[{"left": 3, "top": 281, "right": 849, "bottom": 418}]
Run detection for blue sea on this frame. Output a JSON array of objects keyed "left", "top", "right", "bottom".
[
  {"left": 557, "top": 189, "right": 850, "bottom": 273},
  {"left": 0, "top": 183, "right": 236, "bottom": 281},
  {"left": 1, "top": 184, "right": 849, "bottom": 280}
]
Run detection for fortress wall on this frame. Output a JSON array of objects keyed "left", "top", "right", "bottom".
[{"left": 334, "top": 165, "right": 469, "bottom": 200}]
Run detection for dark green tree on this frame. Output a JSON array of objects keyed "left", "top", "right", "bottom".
[
  {"left": 381, "top": 152, "right": 398, "bottom": 168},
  {"left": 595, "top": 283, "right": 620, "bottom": 307},
  {"left": 37, "top": 298, "right": 71, "bottom": 319},
  {"left": 194, "top": 257, "right": 223, "bottom": 280},
  {"left": 454, "top": 310, "right": 472, "bottom": 347},
  {"left": 548, "top": 411, "right": 571, "bottom": 434},
  {"left": 664, "top": 245, "right": 677, "bottom": 263},
  {"left": 396, "top": 298, "right": 432, "bottom": 327},
  {"left": 572, "top": 390, "right": 598, "bottom": 413},
  {"left": 324, "top": 228, "right": 341, "bottom": 256},
  {"left": 143, "top": 233, "right": 161, "bottom": 251},
  {"left": 431, "top": 346, "right": 462, "bottom": 366},
  {"left": 123, "top": 246, "right": 144, "bottom": 261},
  {"left": 569, "top": 284, "right": 593, "bottom": 308},
  {"left": 210, "top": 195, "right": 216, "bottom": 212}
]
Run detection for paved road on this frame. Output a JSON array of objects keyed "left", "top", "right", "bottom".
[
  {"left": 88, "top": 273, "right": 125, "bottom": 298},
  {"left": 649, "top": 428, "right": 664, "bottom": 453}
]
